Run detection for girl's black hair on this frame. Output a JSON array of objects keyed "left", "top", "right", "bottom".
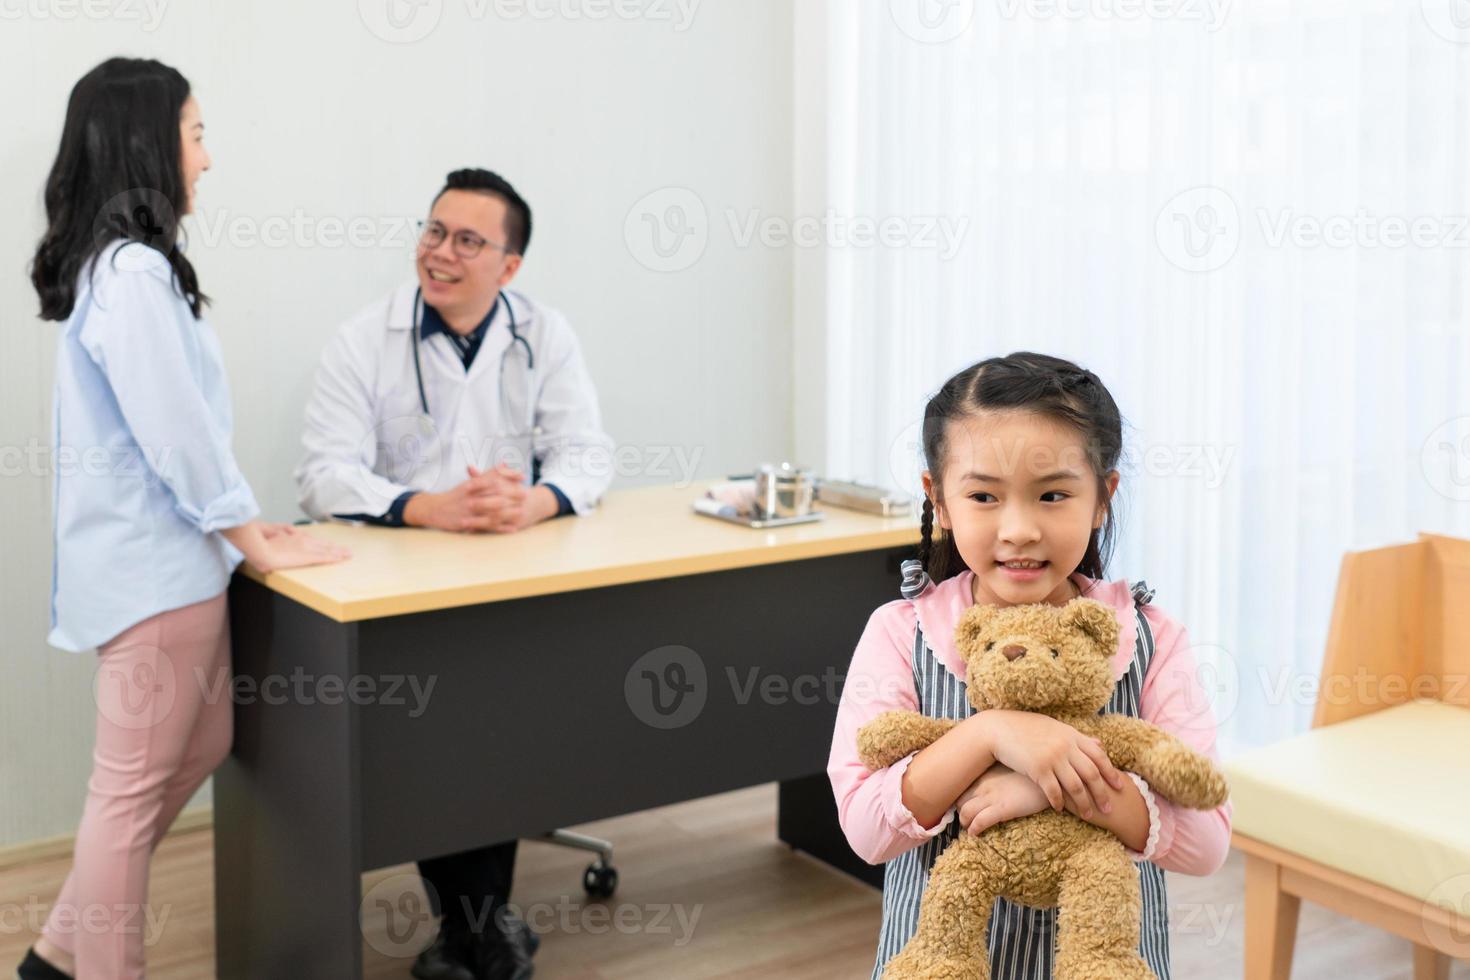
[
  {"left": 918, "top": 351, "right": 1125, "bottom": 584},
  {"left": 31, "top": 57, "right": 206, "bottom": 321}
]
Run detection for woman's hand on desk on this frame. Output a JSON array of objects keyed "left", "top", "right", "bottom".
[
  {"left": 403, "top": 465, "right": 557, "bottom": 534},
  {"left": 221, "top": 522, "right": 352, "bottom": 574}
]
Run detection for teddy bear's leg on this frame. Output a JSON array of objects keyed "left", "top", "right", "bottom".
[
  {"left": 881, "top": 839, "right": 998, "bottom": 980},
  {"left": 1053, "top": 838, "right": 1155, "bottom": 980}
]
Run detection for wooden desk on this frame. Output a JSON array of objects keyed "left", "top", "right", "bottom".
[{"left": 215, "top": 482, "right": 917, "bottom": 978}]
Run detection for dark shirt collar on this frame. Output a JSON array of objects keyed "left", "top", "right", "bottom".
[{"left": 420, "top": 294, "right": 499, "bottom": 342}]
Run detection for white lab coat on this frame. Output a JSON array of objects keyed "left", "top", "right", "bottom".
[{"left": 295, "top": 282, "right": 614, "bottom": 521}]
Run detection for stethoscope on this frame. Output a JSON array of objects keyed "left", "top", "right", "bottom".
[{"left": 409, "top": 287, "right": 537, "bottom": 442}]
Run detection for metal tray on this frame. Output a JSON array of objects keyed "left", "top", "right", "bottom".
[{"left": 694, "top": 508, "right": 826, "bottom": 529}]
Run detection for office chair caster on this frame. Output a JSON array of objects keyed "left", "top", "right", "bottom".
[
  {"left": 583, "top": 860, "right": 618, "bottom": 899},
  {"left": 540, "top": 829, "right": 619, "bottom": 898}
]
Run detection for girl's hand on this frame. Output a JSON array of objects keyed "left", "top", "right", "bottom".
[
  {"left": 981, "top": 709, "right": 1125, "bottom": 818},
  {"left": 956, "top": 765, "right": 1050, "bottom": 836},
  {"left": 259, "top": 522, "right": 298, "bottom": 540}
]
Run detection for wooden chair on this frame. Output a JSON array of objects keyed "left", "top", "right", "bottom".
[{"left": 1226, "top": 533, "right": 1470, "bottom": 980}]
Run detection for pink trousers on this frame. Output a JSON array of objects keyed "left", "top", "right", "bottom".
[{"left": 41, "top": 592, "right": 233, "bottom": 979}]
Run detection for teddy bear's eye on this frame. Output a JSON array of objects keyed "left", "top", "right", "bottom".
[
  {"left": 985, "top": 642, "right": 994, "bottom": 652},
  {"left": 1050, "top": 648, "right": 1059, "bottom": 658}
]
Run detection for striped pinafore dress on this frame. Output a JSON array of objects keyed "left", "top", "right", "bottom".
[{"left": 872, "top": 568, "right": 1170, "bottom": 979}]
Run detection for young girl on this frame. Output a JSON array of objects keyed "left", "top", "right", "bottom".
[
  {"left": 829, "top": 352, "right": 1232, "bottom": 979},
  {"left": 19, "top": 58, "right": 350, "bottom": 980}
]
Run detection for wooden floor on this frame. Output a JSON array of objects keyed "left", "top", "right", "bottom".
[{"left": 1, "top": 784, "right": 1464, "bottom": 979}]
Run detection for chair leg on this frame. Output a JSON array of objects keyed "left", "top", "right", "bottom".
[
  {"left": 1412, "top": 944, "right": 1450, "bottom": 980},
  {"left": 539, "top": 828, "right": 613, "bottom": 863},
  {"left": 1244, "top": 854, "right": 1300, "bottom": 980},
  {"left": 538, "top": 829, "right": 619, "bottom": 897}
]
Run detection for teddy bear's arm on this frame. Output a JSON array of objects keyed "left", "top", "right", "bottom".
[
  {"left": 856, "top": 711, "right": 961, "bottom": 771},
  {"left": 1080, "top": 714, "right": 1229, "bottom": 810}
]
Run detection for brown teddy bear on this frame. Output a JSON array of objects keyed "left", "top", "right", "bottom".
[{"left": 858, "top": 597, "right": 1229, "bottom": 980}]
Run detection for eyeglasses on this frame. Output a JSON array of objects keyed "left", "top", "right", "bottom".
[{"left": 417, "top": 220, "right": 513, "bottom": 259}]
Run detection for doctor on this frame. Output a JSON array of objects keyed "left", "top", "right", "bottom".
[
  {"left": 295, "top": 169, "right": 613, "bottom": 980},
  {"left": 296, "top": 167, "right": 613, "bottom": 533}
]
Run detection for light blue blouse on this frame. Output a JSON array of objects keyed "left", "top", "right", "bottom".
[{"left": 49, "top": 242, "right": 260, "bottom": 652}]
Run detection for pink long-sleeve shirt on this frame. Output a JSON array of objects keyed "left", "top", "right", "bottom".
[{"left": 827, "top": 570, "right": 1232, "bottom": 873}]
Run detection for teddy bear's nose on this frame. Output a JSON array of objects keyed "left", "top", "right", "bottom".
[{"left": 1002, "top": 644, "right": 1027, "bottom": 661}]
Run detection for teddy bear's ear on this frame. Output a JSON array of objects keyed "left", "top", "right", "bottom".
[
  {"left": 1059, "top": 598, "right": 1120, "bottom": 655},
  {"left": 954, "top": 604, "right": 1000, "bottom": 662}
]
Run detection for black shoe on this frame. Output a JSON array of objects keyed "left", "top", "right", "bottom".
[
  {"left": 16, "top": 949, "right": 71, "bottom": 980},
  {"left": 411, "top": 919, "right": 477, "bottom": 980},
  {"left": 474, "top": 912, "right": 538, "bottom": 980}
]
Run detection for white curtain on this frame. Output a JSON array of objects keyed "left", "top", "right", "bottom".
[{"left": 815, "top": 0, "right": 1470, "bottom": 755}]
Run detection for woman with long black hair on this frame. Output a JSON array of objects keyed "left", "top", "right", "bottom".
[{"left": 19, "top": 58, "right": 350, "bottom": 979}]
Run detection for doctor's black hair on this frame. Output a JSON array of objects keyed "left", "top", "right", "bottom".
[
  {"left": 434, "top": 168, "right": 533, "bottom": 257},
  {"left": 31, "top": 57, "right": 206, "bottom": 320},
  {"left": 917, "top": 351, "right": 1125, "bottom": 585}
]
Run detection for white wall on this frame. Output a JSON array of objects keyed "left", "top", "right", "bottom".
[{"left": 0, "top": 0, "right": 794, "bottom": 847}]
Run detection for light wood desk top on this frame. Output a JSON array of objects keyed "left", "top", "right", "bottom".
[{"left": 241, "top": 481, "right": 921, "bottom": 623}]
